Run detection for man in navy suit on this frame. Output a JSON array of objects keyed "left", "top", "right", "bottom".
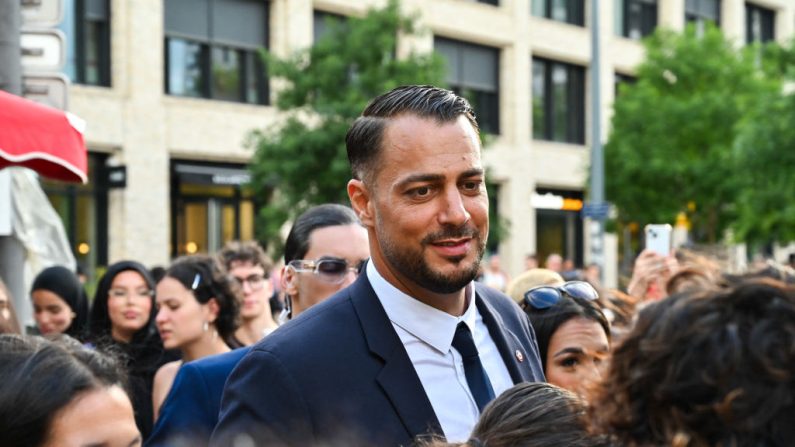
[
  {"left": 145, "top": 205, "right": 369, "bottom": 446},
  {"left": 212, "top": 86, "right": 545, "bottom": 446}
]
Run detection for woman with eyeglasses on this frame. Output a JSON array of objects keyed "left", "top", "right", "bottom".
[
  {"left": 521, "top": 281, "right": 611, "bottom": 397},
  {"left": 87, "top": 260, "right": 175, "bottom": 441},
  {"left": 151, "top": 255, "right": 239, "bottom": 422}
]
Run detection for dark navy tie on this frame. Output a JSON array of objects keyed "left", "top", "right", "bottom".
[{"left": 451, "top": 322, "right": 496, "bottom": 412}]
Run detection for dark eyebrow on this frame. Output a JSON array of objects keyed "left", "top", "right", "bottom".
[
  {"left": 459, "top": 168, "right": 485, "bottom": 179},
  {"left": 395, "top": 173, "right": 445, "bottom": 189},
  {"left": 553, "top": 347, "right": 585, "bottom": 358}
]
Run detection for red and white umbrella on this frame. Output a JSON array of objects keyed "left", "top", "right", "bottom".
[{"left": 0, "top": 90, "right": 87, "bottom": 183}]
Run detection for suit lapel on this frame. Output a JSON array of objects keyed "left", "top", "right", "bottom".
[
  {"left": 348, "top": 273, "right": 444, "bottom": 440},
  {"left": 475, "top": 286, "right": 534, "bottom": 384}
]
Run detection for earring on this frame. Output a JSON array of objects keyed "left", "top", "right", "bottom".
[{"left": 202, "top": 321, "right": 209, "bottom": 332}]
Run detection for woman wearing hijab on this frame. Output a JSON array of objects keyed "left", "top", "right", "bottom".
[
  {"left": 30, "top": 266, "right": 89, "bottom": 339},
  {"left": 87, "top": 260, "right": 177, "bottom": 441}
]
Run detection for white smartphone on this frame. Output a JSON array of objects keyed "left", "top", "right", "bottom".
[{"left": 645, "top": 224, "right": 672, "bottom": 256}]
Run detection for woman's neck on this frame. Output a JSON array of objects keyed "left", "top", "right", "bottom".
[
  {"left": 181, "top": 333, "right": 230, "bottom": 362},
  {"left": 111, "top": 326, "right": 134, "bottom": 344},
  {"left": 235, "top": 315, "right": 278, "bottom": 345}
]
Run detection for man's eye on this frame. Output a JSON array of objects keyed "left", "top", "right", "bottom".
[
  {"left": 462, "top": 181, "right": 480, "bottom": 191},
  {"left": 410, "top": 186, "right": 431, "bottom": 197}
]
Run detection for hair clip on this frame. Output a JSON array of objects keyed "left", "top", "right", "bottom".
[{"left": 191, "top": 273, "right": 201, "bottom": 290}]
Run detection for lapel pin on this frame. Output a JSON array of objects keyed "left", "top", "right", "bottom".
[{"left": 515, "top": 350, "right": 524, "bottom": 362}]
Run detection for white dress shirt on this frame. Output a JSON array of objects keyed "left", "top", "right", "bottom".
[{"left": 367, "top": 262, "right": 514, "bottom": 442}]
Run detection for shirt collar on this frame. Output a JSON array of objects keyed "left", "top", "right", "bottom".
[{"left": 367, "top": 260, "right": 478, "bottom": 354}]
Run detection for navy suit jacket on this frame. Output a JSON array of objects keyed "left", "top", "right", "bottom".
[
  {"left": 145, "top": 347, "right": 251, "bottom": 447},
  {"left": 211, "top": 274, "right": 545, "bottom": 446}
]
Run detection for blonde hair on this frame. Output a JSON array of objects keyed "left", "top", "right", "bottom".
[{"left": 505, "top": 269, "right": 565, "bottom": 304}]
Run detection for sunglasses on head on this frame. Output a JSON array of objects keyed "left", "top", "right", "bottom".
[
  {"left": 523, "top": 281, "right": 599, "bottom": 310},
  {"left": 288, "top": 257, "right": 367, "bottom": 284}
]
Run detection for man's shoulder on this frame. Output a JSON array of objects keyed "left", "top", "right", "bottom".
[{"left": 475, "top": 282, "right": 522, "bottom": 314}]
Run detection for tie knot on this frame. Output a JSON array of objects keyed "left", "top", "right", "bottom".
[{"left": 452, "top": 322, "right": 479, "bottom": 359}]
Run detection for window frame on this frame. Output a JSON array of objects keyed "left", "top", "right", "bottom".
[
  {"left": 532, "top": 57, "right": 586, "bottom": 145},
  {"left": 531, "top": 0, "right": 586, "bottom": 27},
  {"left": 745, "top": 3, "right": 775, "bottom": 44},
  {"left": 74, "top": 0, "right": 111, "bottom": 87},
  {"left": 163, "top": 0, "right": 269, "bottom": 105},
  {"left": 618, "top": 0, "right": 658, "bottom": 39},
  {"left": 685, "top": 0, "right": 721, "bottom": 27},
  {"left": 434, "top": 36, "right": 501, "bottom": 135}
]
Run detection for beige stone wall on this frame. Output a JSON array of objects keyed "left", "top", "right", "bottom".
[{"left": 68, "top": 0, "right": 795, "bottom": 274}]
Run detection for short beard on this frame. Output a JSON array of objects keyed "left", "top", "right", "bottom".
[{"left": 379, "top": 224, "right": 486, "bottom": 294}]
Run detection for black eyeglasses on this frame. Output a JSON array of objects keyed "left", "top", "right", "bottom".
[
  {"left": 288, "top": 257, "right": 367, "bottom": 284},
  {"left": 523, "top": 281, "right": 599, "bottom": 310}
]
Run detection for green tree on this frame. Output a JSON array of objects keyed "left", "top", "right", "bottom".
[
  {"left": 732, "top": 40, "right": 795, "bottom": 244},
  {"left": 605, "top": 25, "right": 774, "bottom": 243},
  {"left": 246, "top": 0, "right": 444, "bottom": 250}
]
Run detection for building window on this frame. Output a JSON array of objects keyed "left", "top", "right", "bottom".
[
  {"left": 435, "top": 37, "right": 500, "bottom": 135},
  {"left": 313, "top": 11, "right": 347, "bottom": 42},
  {"left": 476, "top": 0, "right": 499, "bottom": 5},
  {"left": 171, "top": 161, "right": 256, "bottom": 257},
  {"left": 746, "top": 4, "right": 775, "bottom": 44},
  {"left": 41, "top": 153, "right": 109, "bottom": 281},
  {"left": 61, "top": 0, "right": 111, "bottom": 86},
  {"left": 534, "top": 188, "right": 584, "bottom": 267},
  {"left": 531, "top": 0, "right": 585, "bottom": 27},
  {"left": 616, "top": 0, "right": 657, "bottom": 39},
  {"left": 614, "top": 72, "right": 636, "bottom": 97},
  {"left": 532, "top": 57, "right": 585, "bottom": 144},
  {"left": 164, "top": 0, "right": 269, "bottom": 105},
  {"left": 685, "top": 0, "right": 721, "bottom": 28}
]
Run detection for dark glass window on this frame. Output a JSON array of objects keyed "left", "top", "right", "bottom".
[
  {"left": 617, "top": 0, "right": 657, "bottom": 39},
  {"left": 746, "top": 4, "right": 775, "bottom": 44},
  {"left": 532, "top": 57, "right": 585, "bottom": 144},
  {"left": 41, "top": 153, "right": 109, "bottom": 282},
  {"left": 477, "top": 0, "right": 499, "bottom": 5},
  {"left": 171, "top": 161, "right": 256, "bottom": 257},
  {"left": 63, "top": 0, "right": 111, "bottom": 86},
  {"left": 685, "top": 0, "right": 721, "bottom": 28},
  {"left": 531, "top": 0, "right": 585, "bottom": 27},
  {"left": 435, "top": 37, "right": 500, "bottom": 135},
  {"left": 614, "top": 72, "right": 637, "bottom": 97},
  {"left": 313, "top": 11, "right": 347, "bottom": 42},
  {"left": 164, "top": 0, "right": 268, "bottom": 105}
]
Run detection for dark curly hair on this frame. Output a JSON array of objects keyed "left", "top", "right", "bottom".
[
  {"left": 163, "top": 255, "right": 239, "bottom": 346},
  {"left": 589, "top": 279, "right": 795, "bottom": 446}
]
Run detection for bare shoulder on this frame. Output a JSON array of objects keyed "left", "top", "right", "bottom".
[{"left": 154, "top": 360, "right": 182, "bottom": 383}]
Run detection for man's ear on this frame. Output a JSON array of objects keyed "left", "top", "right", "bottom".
[
  {"left": 348, "top": 179, "right": 374, "bottom": 227},
  {"left": 281, "top": 265, "right": 298, "bottom": 298}
]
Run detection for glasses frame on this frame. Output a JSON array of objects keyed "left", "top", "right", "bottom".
[
  {"left": 522, "top": 281, "right": 598, "bottom": 310},
  {"left": 231, "top": 273, "right": 268, "bottom": 291},
  {"left": 288, "top": 258, "right": 366, "bottom": 284}
]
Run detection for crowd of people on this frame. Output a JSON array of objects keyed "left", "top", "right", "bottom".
[{"left": 1, "top": 85, "right": 794, "bottom": 447}]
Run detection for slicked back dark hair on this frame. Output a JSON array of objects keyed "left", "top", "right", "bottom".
[
  {"left": 284, "top": 204, "right": 361, "bottom": 264},
  {"left": 345, "top": 85, "right": 479, "bottom": 182}
]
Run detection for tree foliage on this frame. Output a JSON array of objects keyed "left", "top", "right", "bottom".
[
  {"left": 247, "top": 0, "right": 445, "bottom": 250},
  {"left": 732, "top": 40, "right": 795, "bottom": 244},
  {"left": 605, "top": 25, "right": 775, "bottom": 243}
]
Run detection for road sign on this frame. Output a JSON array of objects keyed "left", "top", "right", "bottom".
[
  {"left": 581, "top": 202, "right": 610, "bottom": 220},
  {"left": 21, "top": 0, "right": 63, "bottom": 27},
  {"left": 22, "top": 73, "right": 69, "bottom": 110},
  {"left": 20, "top": 29, "right": 65, "bottom": 72}
]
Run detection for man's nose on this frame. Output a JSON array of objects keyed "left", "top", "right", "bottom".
[{"left": 438, "top": 189, "right": 470, "bottom": 227}]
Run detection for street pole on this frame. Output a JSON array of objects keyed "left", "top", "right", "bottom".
[
  {"left": 0, "top": 0, "right": 28, "bottom": 329},
  {"left": 589, "top": 0, "right": 605, "bottom": 279}
]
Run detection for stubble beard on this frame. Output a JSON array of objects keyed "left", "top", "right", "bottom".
[{"left": 379, "top": 224, "right": 486, "bottom": 294}]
